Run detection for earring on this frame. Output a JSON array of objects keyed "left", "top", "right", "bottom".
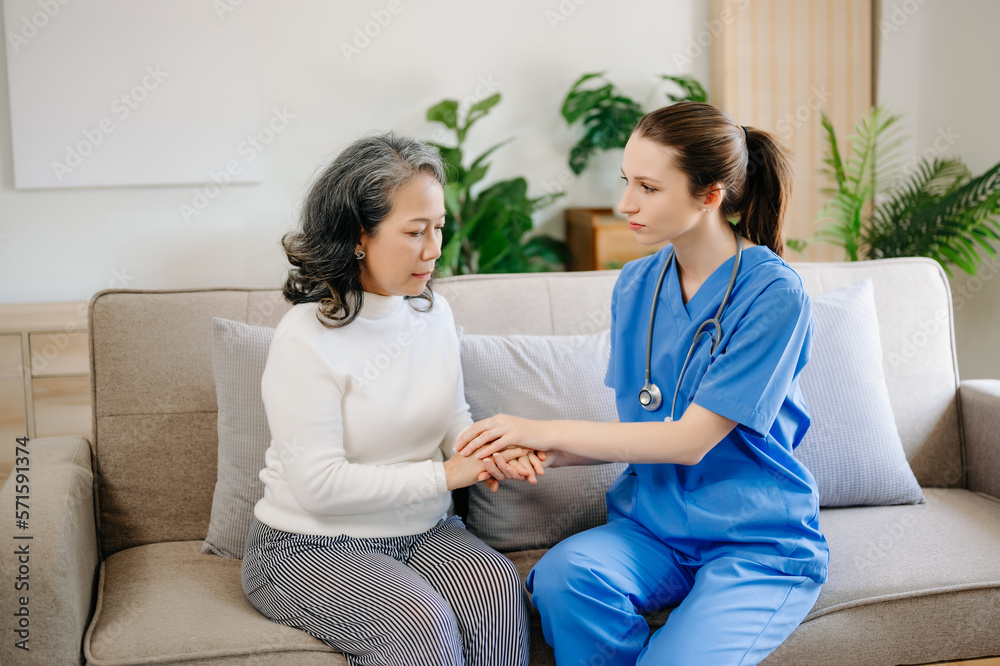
[
  {"left": 355, "top": 249, "right": 365, "bottom": 260},
  {"left": 702, "top": 208, "right": 712, "bottom": 213}
]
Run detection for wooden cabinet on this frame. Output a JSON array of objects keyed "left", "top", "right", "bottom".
[
  {"left": 0, "top": 335, "right": 26, "bottom": 484},
  {"left": 565, "top": 207, "right": 667, "bottom": 271},
  {"left": 0, "top": 302, "right": 90, "bottom": 485}
]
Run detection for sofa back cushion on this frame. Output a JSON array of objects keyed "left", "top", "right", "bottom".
[
  {"left": 459, "top": 329, "right": 626, "bottom": 551},
  {"left": 89, "top": 290, "right": 291, "bottom": 557},
  {"left": 87, "top": 258, "right": 960, "bottom": 557},
  {"left": 791, "top": 259, "right": 961, "bottom": 487}
]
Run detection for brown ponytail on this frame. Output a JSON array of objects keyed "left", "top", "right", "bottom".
[{"left": 633, "top": 102, "right": 793, "bottom": 257}]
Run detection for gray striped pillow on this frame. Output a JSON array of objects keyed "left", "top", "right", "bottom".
[
  {"left": 202, "top": 318, "right": 273, "bottom": 559},
  {"left": 793, "top": 278, "right": 924, "bottom": 506},
  {"left": 459, "top": 329, "right": 626, "bottom": 551}
]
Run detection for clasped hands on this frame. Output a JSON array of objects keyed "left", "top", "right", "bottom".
[{"left": 447, "top": 414, "right": 554, "bottom": 493}]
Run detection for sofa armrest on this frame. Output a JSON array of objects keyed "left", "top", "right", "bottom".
[
  {"left": 0, "top": 436, "right": 99, "bottom": 665},
  {"left": 961, "top": 379, "right": 1000, "bottom": 499}
]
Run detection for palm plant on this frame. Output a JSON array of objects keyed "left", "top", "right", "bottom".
[
  {"left": 867, "top": 159, "right": 1000, "bottom": 274},
  {"left": 811, "top": 105, "right": 1000, "bottom": 275},
  {"left": 426, "top": 93, "right": 570, "bottom": 276}
]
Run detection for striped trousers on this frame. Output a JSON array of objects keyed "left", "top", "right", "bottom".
[{"left": 241, "top": 515, "right": 530, "bottom": 666}]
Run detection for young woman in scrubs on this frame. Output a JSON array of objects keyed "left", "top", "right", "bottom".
[{"left": 456, "top": 102, "right": 829, "bottom": 665}]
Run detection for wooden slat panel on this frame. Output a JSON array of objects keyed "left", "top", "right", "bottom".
[
  {"left": 710, "top": 0, "right": 872, "bottom": 262},
  {"left": 0, "top": 301, "right": 87, "bottom": 333},
  {"left": 32, "top": 375, "right": 92, "bottom": 439},
  {"left": 0, "top": 376, "right": 27, "bottom": 485},
  {"left": 0, "top": 335, "right": 22, "bottom": 377},
  {"left": 28, "top": 332, "right": 89, "bottom": 376}
]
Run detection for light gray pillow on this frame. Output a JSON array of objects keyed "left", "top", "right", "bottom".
[
  {"left": 202, "top": 318, "right": 274, "bottom": 559},
  {"left": 459, "top": 329, "right": 626, "bottom": 552},
  {"left": 794, "top": 278, "right": 924, "bottom": 507}
]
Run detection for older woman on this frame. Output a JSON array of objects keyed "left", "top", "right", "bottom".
[{"left": 240, "top": 133, "right": 534, "bottom": 666}]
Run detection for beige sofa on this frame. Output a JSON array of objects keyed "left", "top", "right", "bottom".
[{"left": 2, "top": 258, "right": 999, "bottom": 665}]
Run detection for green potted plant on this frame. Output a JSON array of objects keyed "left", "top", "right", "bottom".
[
  {"left": 560, "top": 73, "right": 708, "bottom": 175},
  {"left": 426, "top": 93, "right": 570, "bottom": 276},
  {"left": 802, "top": 104, "right": 1000, "bottom": 275}
]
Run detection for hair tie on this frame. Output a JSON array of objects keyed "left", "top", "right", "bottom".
[{"left": 742, "top": 125, "right": 750, "bottom": 144}]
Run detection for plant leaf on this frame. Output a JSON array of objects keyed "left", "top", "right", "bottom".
[
  {"left": 819, "top": 112, "right": 845, "bottom": 188},
  {"left": 461, "top": 92, "right": 501, "bottom": 139},
  {"left": 785, "top": 238, "right": 809, "bottom": 254},
  {"left": 523, "top": 235, "right": 572, "bottom": 266},
  {"left": 442, "top": 182, "right": 463, "bottom": 220},
  {"left": 468, "top": 137, "right": 515, "bottom": 172},
  {"left": 426, "top": 100, "right": 459, "bottom": 129},
  {"left": 433, "top": 144, "right": 464, "bottom": 172},
  {"left": 569, "top": 135, "right": 596, "bottom": 175},
  {"left": 463, "top": 164, "right": 489, "bottom": 191},
  {"left": 561, "top": 73, "right": 610, "bottom": 123},
  {"left": 660, "top": 74, "right": 708, "bottom": 103},
  {"left": 563, "top": 85, "right": 615, "bottom": 125}
]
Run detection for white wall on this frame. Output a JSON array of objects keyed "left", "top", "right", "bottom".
[
  {"left": 2, "top": 0, "right": 998, "bottom": 379},
  {"left": 0, "top": 0, "right": 708, "bottom": 302},
  {"left": 877, "top": 0, "right": 1000, "bottom": 379}
]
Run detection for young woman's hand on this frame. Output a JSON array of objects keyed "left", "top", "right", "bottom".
[
  {"left": 444, "top": 446, "right": 540, "bottom": 492},
  {"left": 455, "top": 414, "right": 553, "bottom": 460}
]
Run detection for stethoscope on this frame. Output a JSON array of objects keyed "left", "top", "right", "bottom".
[{"left": 638, "top": 232, "right": 743, "bottom": 421}]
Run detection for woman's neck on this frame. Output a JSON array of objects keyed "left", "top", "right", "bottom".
[{"left": 672, "top": 218, "right": 741, "bottom": 296}]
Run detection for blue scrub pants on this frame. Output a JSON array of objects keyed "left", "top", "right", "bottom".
[{"left": 527, "top": 513, "right": 821, "bottom": 666}]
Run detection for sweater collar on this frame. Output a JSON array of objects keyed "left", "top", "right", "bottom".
[{"left": 358, "top": 291, "right": 406, "bottom": 320}]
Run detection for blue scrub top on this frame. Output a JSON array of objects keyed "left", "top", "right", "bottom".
[{"left": 605, "top": 243, "right": 829, "bottom": 583}]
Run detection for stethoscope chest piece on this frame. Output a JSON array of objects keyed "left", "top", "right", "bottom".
[{"left": 638, "top": 382, "right": 662, "bottom": 411}]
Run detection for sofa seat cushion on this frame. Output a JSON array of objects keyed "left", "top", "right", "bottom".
[
  {"left": 83, "top": 540, "right": 347, "bottom": 666},
  {"left": 508, "top": 488, "right": 1000, "bottom": 666}
]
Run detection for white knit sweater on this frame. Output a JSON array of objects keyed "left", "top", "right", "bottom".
[{"left": 253, "top": 291, "right": 473, "bottom": 538}]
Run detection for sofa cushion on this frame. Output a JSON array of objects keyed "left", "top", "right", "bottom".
[
  {"left": 202, "top": 318, "right": 274, "bottom": 559},
  {"left": 795, "top": 279, "right": 924, "bottom": 507},
  {"left": 459, "top": 329, "right": 627, "bottom": 551},
  {"left": 765, "top": 488, "right": 1000, "bottom": 665},
  {"left": 83, "top": 540, "right": 345, "bottom": 665}
]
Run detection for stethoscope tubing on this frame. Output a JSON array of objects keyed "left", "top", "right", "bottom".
[{"left": 640, "top": 232, "right": 743, "bottom": 420}]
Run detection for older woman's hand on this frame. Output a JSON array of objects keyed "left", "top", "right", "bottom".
[
  {"left": 461, "top": 446, "right": 546, "bottom": 491},
  {"left": 481, "top": 449, "right": 550, "bottom": 484}
]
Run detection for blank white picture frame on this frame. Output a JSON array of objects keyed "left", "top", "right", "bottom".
[{"left": 4, "top": 0, "right": 264, "bottom": 189}]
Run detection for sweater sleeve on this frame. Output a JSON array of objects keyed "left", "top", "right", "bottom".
[
  {"left": 261, "top": 330, "right": 448, "bottom": 516},
  {"left": 439, "top": 357, "right": 475, "bottom": 460}
]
